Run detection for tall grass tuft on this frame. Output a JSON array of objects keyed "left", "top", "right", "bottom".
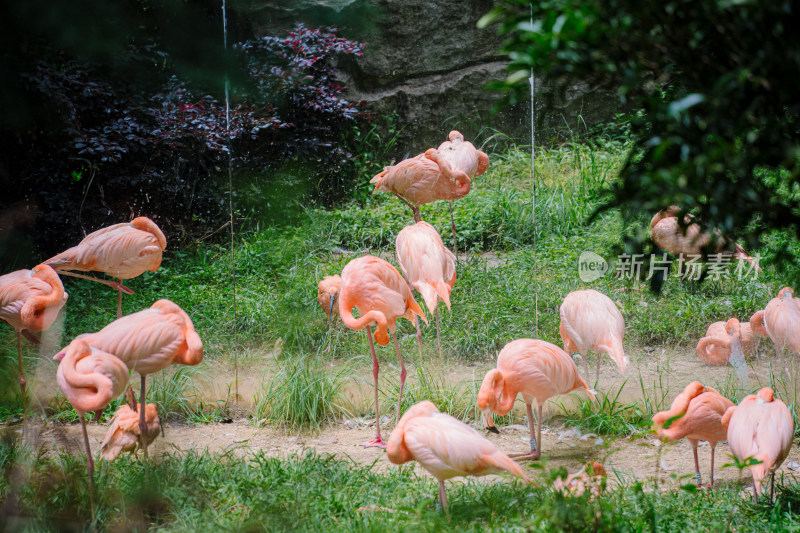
[{"left": 254, "top": 356, "right": 352, "bottom": 431}]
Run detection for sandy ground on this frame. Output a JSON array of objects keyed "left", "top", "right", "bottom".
[{"left": 7, "top": 340, "right": 800, "bottom": 492}]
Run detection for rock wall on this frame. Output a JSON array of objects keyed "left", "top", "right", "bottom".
[{"left": 241, "top": 0, "right": 621, "bottom": 154}]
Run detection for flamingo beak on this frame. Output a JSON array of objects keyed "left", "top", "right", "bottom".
[
  {"left": 482, "top": 408, "right": 499, "bottom": 434},
  {"left": 329, "top": 294, "right": 336, "bottom": 321},
  {"left": 53, "top": 350, "right": 66, "bottom": 362}
]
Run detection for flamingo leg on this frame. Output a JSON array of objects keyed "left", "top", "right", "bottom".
[
  {"left": 139, "top": 375, "right": 149, "bottom": 458},
  {"left": 435, "top": 307, "right": 443, "bottom": 361},
  {"left": 116, "top": 277, "right": 123, "bottom": 318},
  {"left": 510, "top": 402, "right": 542, "bottom": 461},
  {"left": 584, "top": 351, "right": 589, "bottom": 382},
  {"left": 691, "top": 440, "right": 701, "bottom": 486},
  {"left": 771, "top": 472, "right": 775, "bottom": 501},
  {"left": 438, "top": 479, "right": 448, "bottom": 512},
  {"left": 448, "top": 200, "right": 457, "bottom": 256},
  {"left": 391, "top": 329, "right": 407, "bottom": 424},
  {"left": 361, "top": 326, "right": 385, "bottom": 448},
  {"left": 54, "top": 271, "right": 135, "bottom": 295},
  {"left": 80, "top": 412, "right": 96, "bottom": 514},
  {"left": 392, "top": 193, "right": 421, "bottom": 223},
  {"left": 596, "top": 353, "right": 601, "bottom": 385},
  {"left": 710, "top": 443, "right": 716, "bottom": 488},
  {"left": 16, "top": 332, "right": 25, "bottom": 410}
]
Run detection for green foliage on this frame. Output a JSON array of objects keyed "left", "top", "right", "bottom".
[
  {"left": 253, "top": 356, "right": 352, "bottom": 431},
  {"left": 482, "top": 0, "right": 800, "bottom": 282}
]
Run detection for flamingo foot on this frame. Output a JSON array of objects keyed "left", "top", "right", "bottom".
[
  {"left": 112, "top": 282, "right": 135, "bottom": 296},
  {"left": 361, "top": 437, "right": 386, "bottom": 449},
  {"left": 509, "top": 451, "right": 541, "bottom": 462}
]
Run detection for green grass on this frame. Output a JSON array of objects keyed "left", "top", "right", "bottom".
[{"left": 1, "top": 437, "right": 798, "bottom": 532}]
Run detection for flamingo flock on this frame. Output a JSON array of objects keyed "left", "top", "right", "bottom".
[{"left": 1, "top": 129, "right": 796, "bottom": 514}]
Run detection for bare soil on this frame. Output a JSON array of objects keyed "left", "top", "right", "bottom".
[{"left": 9, "top": 340, "right": 800, "bottom": 491}]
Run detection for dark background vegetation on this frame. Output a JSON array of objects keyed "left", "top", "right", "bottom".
[{"left": 0, "top": 0, "right": 370, "bottom": 269}]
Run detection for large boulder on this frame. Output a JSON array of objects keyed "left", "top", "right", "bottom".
[{"left": 241, "top": 0, "right": 621, "bottom": 153}]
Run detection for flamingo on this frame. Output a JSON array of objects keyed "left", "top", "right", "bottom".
[
  {"left": 338, "top": 255, "right": 427, "bottom": 447},
  {"left": 100, "top": 403, "right": 161, "bottom": 460},
  {"left": 477, "top": 339, "right": 595, "bottom": 460},
  {"left": 749, "top": 287, "right": 800, "bottom": 366},
  {"left": 0, "top": 263, "right": 68, "bottom": 400},
  {"left": 559, "top": 289, "right": 628, "bottom": 383},
  {"left": 436, "top": 130, "right": 490, "bottom": 250},
  {"left": 649, "top": 206, "right": 760, "bottom": 275},
  {"left": 652, "top": 381, "right": 734, "bottom": 487},
  {"left": 317, "top": 275, "right": 341, "bottom": 321},
  {"left": 386, "top": 400, "right": 533, "bottom": 510},
  {"left": 696, "top": 318, "right": 757, "bottom": 365},
  {"left": 552, "top": 462, "right": 607, "bottom": 498},
  {"left": 370, "top": 148, "right": 471, "bottom": 223},
  {"left": 722, "top": 387, "right": 794, "bottom": 502},
  {"left": 395, "top": 221, "right": 456, "bottom": 359},
  {"left": 55, "top": 338, "right": 129, "bottom": 499},
  {"left": 57, "top": 299, "right": 202, "bottom": 457},
  {"left": 46, "top": 216, "right": 167, "bottom": 317}
]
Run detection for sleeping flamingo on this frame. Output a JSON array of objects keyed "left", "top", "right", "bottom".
[
  {"left": 559, "top": 289, "right": 628, "bottom": 383},
  {"left": 749, "top": 287, "right": 800, "bottom": 367},
  {"left": 395, "top": 221, "right": 456, "bottom": 359},
  {"left": 436, "top": 131, "right": 490, "bottom": 250},
  {"left": 722, "top": 387, "right": 794, "bottom": 502},
  {"left": 0, "top": 264, "right": 68, "bottom": 400},
  {"left": 696, "top": 318, "right": 757, "bottom": 365},
  {"left": 46, "top": 216, "right": 167, "bottom": 317},
  {"left": 100, "top": 403, "right": 161, "bottom": 460},
  {"left": 58, "top": 299, "right": 202, "bottom": 457},
  {"left": 477, "top": 339, "right": 595, "bottom": 460},
  {"left": 370, "top": 148, "right": 471, "bottom": 223},
  {"left": 650, "top": 206, "right": 760, "bottom": 274},
  {"left": 338, "top": 255, "right": 427, "bottom": 447},
  {"left": 317, "top": 275, "right": 341, "bottom": 321},
  {"left": 387, "top": 400, "right": 533, "bottom": 510},
  {"left": 652, "top": 381, "right": 734, "bottom": 486},
  {"left": 55, "top": 338, "right": 129, "bottom": 496}
]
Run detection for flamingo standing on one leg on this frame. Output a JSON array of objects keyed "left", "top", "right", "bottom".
[
  {"left": 55, "top": 338, "right": 129, "bottom": 505},
  {"left": 436, "top": 130, "right": 490, "bottom": 251},
  {"left": 559, "top": 289, "right": 628, "bottom": 384},
  {"left": 46, "top": 216, "right": 167, "bottom": 318},
  {"left": 338, "top": 255, "right": 427, "bottom": 447},
  {"left": 387, "top": 400, "right": 533, "bottom": 511},
  {"left": 370, "top": 149, "right": 471, "bottom": 223},
  {"left": 722, "top": 387, "right": 794, "bottom": 502},
  {"left": 749, "top": 288, "right": 800, "bottom": 369},
  {"left": 0, "top": 264, "right": 68, "bottom": 402},
  {"left": 317, "top": 275, "right": 341, "bottom": 321},
  {"left": 56, "top": 299, "right": 202, "bottom": 457},
  {"left": 395, "top": 221, "right": 456, "bottom": 359},
  {"left": 652, "top": 381, "right": 734, "bottom": 487},
  {"left": 477, "top": 339, "right": 595, "bottom": 460}
]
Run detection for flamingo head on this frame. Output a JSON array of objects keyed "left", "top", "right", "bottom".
[
  {"left": 724, "top": 318, "right": 740, "bottom": 336},
  {"left": 448, "top": 130, "right": 464, "bottom": 143},
  {"left": 757, "top": 387, "right": 775, "bottom": 403},
  {"left": 749, "top": 310, "right": 768, "bottom": 337},
  {"left": 477, "top": 369, "right": 502, "bottom": 434},
  {"left": 779, "top": 287, "right": 795, "bottom": 299}
]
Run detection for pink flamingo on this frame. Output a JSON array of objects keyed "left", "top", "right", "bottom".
[
  {"left": 477, "top": 338, "right": 595, "bottom": 460},
  {"left": 370, "top": 148, "right": 471, "bottom": 223},
  {"left": 395, "top": 221, "right": 456, "bottom": 358},
  {"left": 46, "top": 216, "right": 167, "bottom": 317},
  {"left": 100, "top": 403, "right": 161, "bottom": 460},
  {"left": 652, "top": 381, "right": 734, "bottom": 486},
  {"left": 436, "top": 130, "right": 490, "bottom": 250},
  {"left": 338, "top": 255, "right": 427, "bottom": 447},
  {"left": 0, "top": 263, "right": 68, "bottom": 399},
  {"left": 722, "top": 387, "right": 794, "bottom": 502},
  {"left": 749, "top": 287, "right": 800, "bottom": 366},
  {"left": 55, "top": 338, "right": 129, "bottom": 497},
  {"left": 58, "top": 299, "right": 202, "bottom": 457},
  {"left": 559, "top": 289, "right": 628, "bottom": 383},
  {"left": 696, "top": 318, "right": 757, "bottom": 365},
  {"left": 386, "top": 400, "right": 533, "bottom": 510},
  {"left": 650, "top": 206, "right": 760, "bottom": 272},
  {"left": 317, "top": 275, "right": 341, "bottom": 320}
]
